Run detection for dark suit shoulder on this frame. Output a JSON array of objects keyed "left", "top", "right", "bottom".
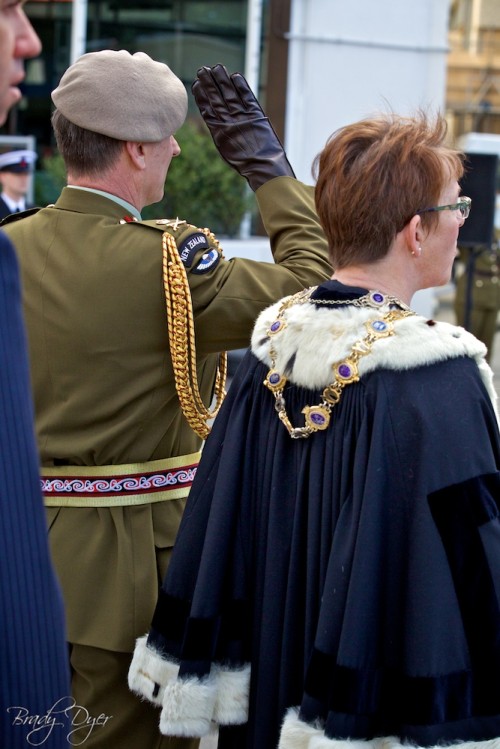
[{"left": 0, "top": 206, "right": 40, "bottom": 227}]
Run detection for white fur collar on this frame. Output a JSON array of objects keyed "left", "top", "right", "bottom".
[{"left": 251, "top": 295, "right": 497, "bottom": 417}]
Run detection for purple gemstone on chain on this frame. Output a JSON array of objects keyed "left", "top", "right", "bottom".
[
  {"left": 372, "top": 320, "right": 387, "bottom": 331},
  {"left": 338, "top": 363, "right": 352, "bottom": 378},
  {"left": 270, "top": 321, "right": 282, "bottom": 333},
  {"left": 310, "top": 412, "right": 326, "bottom": 425},
  {"left": 371, "top": 292, "right": 384, "bottom": 304},
  {"left": 269, "top": 372, "right": 281, "bottom": 385}
]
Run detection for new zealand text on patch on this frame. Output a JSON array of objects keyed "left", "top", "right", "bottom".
[{"left": 178, "top": 232, "right": 209, "bottom": 267}]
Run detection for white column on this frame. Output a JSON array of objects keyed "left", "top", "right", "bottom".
[
  {"left": 240, "top": 0, "right": 264, "bottom": 238},
  {"left": 70, "top": 0, "right": 88, "bottom": 65},
  {"left": 244, "top": 0, "right": 263, "bottom": 91}
]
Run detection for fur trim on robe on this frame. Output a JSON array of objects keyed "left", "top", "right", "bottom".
[
  {"left": 128, "top": 635, "right": 179, "bottom": 707},
  {"left": 279, "top": 709, "right": 500, "bottom": 749},
  {"left": 128, "top": 636, "right": 250, "bottom": 736},
  {"left": 251, "top": 296, "right": 498, "bottom": 421}
]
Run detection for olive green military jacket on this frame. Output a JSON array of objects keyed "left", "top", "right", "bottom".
[{"left": 3, "top": 176, "right": 330, "bottom": 651}]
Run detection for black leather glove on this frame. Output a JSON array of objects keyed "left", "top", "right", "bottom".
[{"left": 192, "top": 64, "right": 295, "bottom": 192}]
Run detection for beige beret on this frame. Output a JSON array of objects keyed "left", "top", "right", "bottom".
[{"left": 51, "top": 50, "right": 188, "bottom": 142}]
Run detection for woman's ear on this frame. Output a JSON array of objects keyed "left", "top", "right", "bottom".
[{"left": 403, "top": 214, "right": 424, "bottom": 257}]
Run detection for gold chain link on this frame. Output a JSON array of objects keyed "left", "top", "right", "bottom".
[
  {"left": 264, "top": 290, "right": 415, "bottom": 438},
  {"left": 162, "top": 229, "right": 227, "bottom": 440}
]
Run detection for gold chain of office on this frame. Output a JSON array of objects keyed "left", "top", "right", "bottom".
[
  {"left": 263, "top": 287, "right": 415, "bottom": 438},
  {"left": 162, "top": 229, "right": 227, "bottom": 440}
]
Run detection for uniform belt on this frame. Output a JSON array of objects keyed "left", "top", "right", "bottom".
[{"left": 41, "top": 452, "right": 201, "bottom": 507}]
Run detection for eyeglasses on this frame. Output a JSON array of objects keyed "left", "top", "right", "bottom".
[{"left": 417, "top": 196, "right": 471, "bottom": 220}]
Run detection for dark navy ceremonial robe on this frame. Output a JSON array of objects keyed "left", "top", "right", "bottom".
[{"left": 132, "top": 281, "right": 500, "bottom": 749}]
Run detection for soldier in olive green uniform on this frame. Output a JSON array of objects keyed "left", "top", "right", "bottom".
[
  {"left": 454, "top": 245, "right": 500, "bottom": 361},
  {"left": 2, "top": 54, "right": 330, "bottom": 748}
]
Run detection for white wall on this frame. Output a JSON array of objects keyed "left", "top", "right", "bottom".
[{"left": 285, "top": 0, "right": 451, "bottom": 184}]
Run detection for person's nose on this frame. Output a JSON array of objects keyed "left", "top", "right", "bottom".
[
  {"left": 15, "top": 7, "right": 42, "bottom": 61},
  {"left": 171, "top": 136, "right": 181, "bottom": 158}
]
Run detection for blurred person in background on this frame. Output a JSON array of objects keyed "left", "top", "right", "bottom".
[
  {"left": 0, "top": 148, "right": 37, "bottom": 218},
  {"left": 454, "top": 244, "right": 500, "bottom": 362}
]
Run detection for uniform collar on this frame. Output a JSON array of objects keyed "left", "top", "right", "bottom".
[{"left": 66, "top": 186, "right": 142, "bottom": 221}]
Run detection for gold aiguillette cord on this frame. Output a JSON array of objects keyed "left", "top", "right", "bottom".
[{"left": 162, "top": 229, "right": 227, "bottom": 440}]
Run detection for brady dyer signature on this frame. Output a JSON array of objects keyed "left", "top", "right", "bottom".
[{"left": 7, "top": 697, "right": 113, "bottom": 746}]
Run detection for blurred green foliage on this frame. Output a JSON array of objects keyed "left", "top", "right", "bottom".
[
  {"left": 35, "top": 119, "right": 255, "bottom": 238},
  {"left": 34, "top": 155, "right": 66, "bottom": 206}
]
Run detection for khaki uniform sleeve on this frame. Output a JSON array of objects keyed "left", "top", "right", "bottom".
[{"left": 172, "top": 176, "right": 331, "bottom": 354}]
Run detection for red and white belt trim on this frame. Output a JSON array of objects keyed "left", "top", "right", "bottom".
[{"left": 41, "top": 452, "right": 200, "bottom": 507}]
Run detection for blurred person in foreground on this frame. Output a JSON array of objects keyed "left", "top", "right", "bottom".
[
  {"left": 0, "top": 1, "right": 70, "bottom": 747},
  {"left": 129, "top": 112, "right": 500, "bottom": 749},
  {"left": 2, "top": 52, "right": 331, "bottom": 748},
  {"left": 0, "top": 148, "right": 37, "bottom": 218}
]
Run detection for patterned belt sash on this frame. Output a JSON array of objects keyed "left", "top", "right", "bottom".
[{"left": 41, "top": 452, "right": 200, "bottom": 507}]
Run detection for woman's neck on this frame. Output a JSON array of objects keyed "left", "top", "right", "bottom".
[{"left": 332, "top": 264, "right": 416, "bottom": 307}]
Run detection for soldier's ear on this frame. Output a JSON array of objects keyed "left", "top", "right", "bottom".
[{"left": 125, "top": 141, "right": 146, "bottom": 171}]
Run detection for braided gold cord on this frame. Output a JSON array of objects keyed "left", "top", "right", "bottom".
[{"left": 162, "top": 229, "right": 227, "bottom": 440}]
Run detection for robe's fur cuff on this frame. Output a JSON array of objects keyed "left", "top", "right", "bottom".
[
  {"left": 128, "top": 636, "right": 250, "bottom": 736},
  {"left": 278, "top": 708, "right": 500, "bottom": 749},
  {"left": 160, "top": 676, "right": 217, "bottom": 737},
  {"left": 212, "top": 663, "right": 250, "bottom": 724},
  {"left": 159, "top": 664, "right": 251, "bottom": 737},
  {"left": 128, "top": 635, "right": 179, "bottom": 706}
]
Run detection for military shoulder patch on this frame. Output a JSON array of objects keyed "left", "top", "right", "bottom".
[
  {"left": 191, "top": 248, "right": 221, "bottom": 275},
  {"left": 177, "top": 231, "right": 210, "bottom": 268}
]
